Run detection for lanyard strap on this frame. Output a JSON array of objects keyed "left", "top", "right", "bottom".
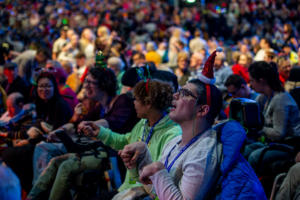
[
  {"left": 164, "top": 130, "right": 206, "bottom": 172},
  {"left": 142, "top": 113, "right": 166, "bottom": 144}
]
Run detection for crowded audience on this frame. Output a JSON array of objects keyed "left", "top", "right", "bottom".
[{"left": 0, "top": 0, "right": 300, "bottom": 199}]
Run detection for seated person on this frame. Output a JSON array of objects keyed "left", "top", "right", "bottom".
[
  {"left": 0, "top": 92, "right": 36, "bottom": 144},
  {"left": 275, "top": 152, "right": 300, "bottom": 200},
  {"left": 1, "top": 72, "right": 73, "bottom": 193},
  {"left": 245, "top": 61, "right": 300, "bottom": 174},
  {"left": 27, "top": 66, "right": 139, "bottom": 200},
  {"left": 223, "top": 74, "right": 258, "bottom": 116},
  {"left": 249, "top": 61, "right": 300, "bottom": 142},
  {"left": 76, "top": 79, "right": 181, "bottom": 199},
  {"left": 119, "top": 78, "right": 223, "bottom": 199},
  {"left": 119, "top": 50, "right": 266, "bottom": 200},
  {"left": 2, "top": 62, "right": 30, "bottom": 102}
]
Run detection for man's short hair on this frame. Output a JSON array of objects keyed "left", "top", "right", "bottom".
[
  {"left": 75, "top": 52, "right": 86, "bottom": 59},
  {"left": 225, "top": 74, "right": 247, "bottom": 89},
  {"left": 133, "top": 52, "right": 145, "bottom": 60}
]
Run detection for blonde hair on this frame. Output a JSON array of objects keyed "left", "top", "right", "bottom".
[{"left": 177, "top": 52, "right": 189, "bottom": 62}]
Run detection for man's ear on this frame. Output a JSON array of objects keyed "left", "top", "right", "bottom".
[{"left": 196, "top": 105, "right": 210, "bottom": 118}]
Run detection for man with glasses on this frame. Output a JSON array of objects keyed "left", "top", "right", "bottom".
[{"left": 224, "top": 74, "right": 258, "bottom": 116}]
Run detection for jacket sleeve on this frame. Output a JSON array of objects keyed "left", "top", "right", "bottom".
[{"left": 96, "top": 126, "right": 132, "bottom": 151}]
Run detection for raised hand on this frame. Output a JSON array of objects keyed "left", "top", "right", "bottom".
[
  {"left": 119, "top": 142, "right": 147, "bottom": 169},
  {"left": 77, "top": 121, "right": 100, "bottom": 137},
  {"left": 139, "top": 162, "right": 165, "bottom": 185}
]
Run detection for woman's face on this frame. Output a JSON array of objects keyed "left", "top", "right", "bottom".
[
  {"left": 249, "top": 75, "right": 264, "bottom": 93},
  {"left": 238, "top": 54, "right": 248, "bottom": 66},
  {"left": 169, "top": 83, "right": 198, "bottom": 123},
  {"left": 278, "top": 60, "right": 292, "bottom": 78},
  {"left": 178, "top": 58, "right": 188, "bottom": 70},
  {"left": 37, "top": 77, "right": 54, "bottom": 101},
  {"left": 133, "top": 97, "right": 149, "bottom": 119},
  {"left": 83, "top": 74, "right": 102, "bottom": 101}
]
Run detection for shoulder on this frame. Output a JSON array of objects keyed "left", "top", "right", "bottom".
[{"left": 272, "top": 92, "right": 297, "bottom": 106}]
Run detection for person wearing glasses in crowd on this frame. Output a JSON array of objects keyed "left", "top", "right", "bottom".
[
  {"left": 27, "top": 56, "right": 139, "bottom": 199},
  {"left": 118, "top": 50, "right": 224, "bottom": 200},
  {"left": 77, "top": 74, "right": 181, "bottom": 199},
  {"left": 1, "top": 72, "right": 73, "bottom": 193},
  {"left": 223, "top": 74, "right": 258, "bottom": 116}
]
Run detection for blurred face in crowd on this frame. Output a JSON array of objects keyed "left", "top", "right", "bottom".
[
  {"left": 70, "top": 34, "right": 79, "bottom": 47},
  {"left": 283, "top": 46, "right": 291, "bottom": 54},
  {"left": 177, "top": 57, "right": 188, "bottom": 70},
  {"left": 190, "top": 53, "right": 203, "bottom": 70},
  {"left": 214, "top": 53, "right": 225, "bottom": 70},
  {"left": 4, "top": 68, "right": 17, "bottom": 84},
  {"left": 278, "top": 59, "right": 292, "bottom": 79},
  {"left": 133, "top": 96, "right": 149, "bottom": 119},
  {"left": 238, "top": 54, "right": 248, "bottom": 67},
  {"left": 132, "top": 54, "right": 145, "bottom": 66},
  {"left": 35, "top": 51, "right": 47, "bottom": 64},
  {"left": 6, "top": 98, "right": 22, "bottom": 117},
  {"left": 37, "top": 77, "right": 54, "bottom": 101},
  {"left": 226, "top": 84, "right": 248, "bottom": 98},
  {"left": 259, "top": 39, "right": 268, "bottom": 49},
  {"left": 67, "top": 29, "right": 75, "bottom": 40},
  {"left": 61, "top": 30, "right": 67, "bottom": 39},
  {"left": 76, "top": 57, "right": 85, "bottom": 67},
  {"left": 249, "top": 76, "right": 264, "bottom": 93}
]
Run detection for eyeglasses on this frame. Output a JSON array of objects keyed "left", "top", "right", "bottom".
[
  {"left": 38, "top": 85, "right": 53, "bottom": 89},
  {"left": 84, "top": 79, "right": 98, "bottom": 86},
  {"left": 177, "top": 88, "right": 198, "bottom": 99},
  {"left": 228, "top": 87, "right": 241, "bottom": 97}
]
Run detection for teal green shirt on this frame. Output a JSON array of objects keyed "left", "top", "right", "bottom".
[{"left": 97, "top": 115, "right": 182, "bottom": 191}]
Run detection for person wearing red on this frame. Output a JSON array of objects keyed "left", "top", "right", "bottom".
[{"left": 232, "top": 53, "right": 251, "bottom": 83}]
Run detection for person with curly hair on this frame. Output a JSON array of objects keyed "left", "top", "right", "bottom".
[{"left": 78, "top": 79, "right": 181, "bottom": 199}]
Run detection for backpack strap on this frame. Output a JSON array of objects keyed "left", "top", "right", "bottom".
[{"left": 204, "top": 122, "right": 225, "bottom": 200}]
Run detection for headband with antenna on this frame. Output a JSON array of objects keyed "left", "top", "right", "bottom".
[{"left": 136, "top": 64, "right": 152, "bottom": 94}]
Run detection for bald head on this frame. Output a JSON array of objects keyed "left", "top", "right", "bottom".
[{"left": 6, "top": 92, "right": 24, "bottom": 117}]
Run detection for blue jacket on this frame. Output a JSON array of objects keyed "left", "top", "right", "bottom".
[{"left": 214, "top": 120, "right": 267, "bottom": 200}]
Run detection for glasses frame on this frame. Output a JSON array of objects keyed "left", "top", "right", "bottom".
[{"left": 177, "top": 88, "right": 198, "bottom": 99}]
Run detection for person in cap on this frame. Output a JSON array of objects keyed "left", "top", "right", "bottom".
[
  {"left": 52, "top": 26, "right": 69, "bottom": 60},
  {"left": 118, "top": 49, "right": 224, "bottom": 199}
]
